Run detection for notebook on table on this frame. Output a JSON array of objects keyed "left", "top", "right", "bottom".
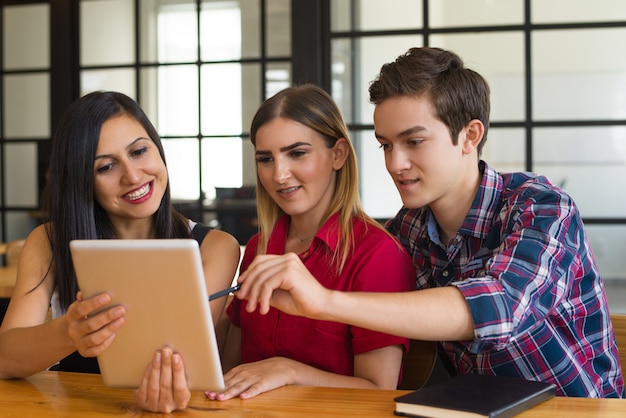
[
  {"left": 394, "top": 373, "right": 556, "bottom": 418},
  {"left": 69, "top": 239, "right": 224, "bottom": 391}
]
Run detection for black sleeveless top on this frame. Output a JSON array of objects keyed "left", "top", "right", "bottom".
[{"left": 53, "top": 223, "right": 213, "bottom": 374}]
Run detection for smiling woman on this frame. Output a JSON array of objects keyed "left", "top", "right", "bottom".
[{"left": 0, "top": 91, "right": 241, "bottom": 414}]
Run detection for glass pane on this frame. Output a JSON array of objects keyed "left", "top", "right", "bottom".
[
  {"left": 140, "top": 0, "right": 198, "bottom": 63},
  {"left": 156, "top": 65, "right": 199, "bottom": 136},
  {"left": 5, "top": 143, "right": 38, "bottom": 206},
  {"left": 6, "top": 211, "right": 38, "bottom": 241},
  {"left": 483, "top": 128, "right": 526, "bottom": 173},
  {"left": 3, "top": 4, "right": 49, "bottom": 70},
  {"left": 331, "top": 38, "right": 354, "bottom": 125},
  {"left": 139, "top": 67, "right": 159, "bottom": 127},
  {"left": 430, "top": 0, "right": 523, "bottom": 27},
  {"left": 241, "top": 63, "right": 262, "bottom": 134},
  {"left": 80, "top": 68, "right": 136, "bottom": 97},
  {"left": 201, "top": 137, "right": 243, "bottom": 200},
  {"left": 201, "top": 63, "right": 242, "bottom": 136},
  {"left": 240, "top": 0, "right": 261, "bottom": 58},
  {"left": 330, "top": 0, "right": 351, "bottom": 32},
  {"left": 533, "top": 127, "right": 626, "bottom": 218},
  {"left": 163, "top": 138, "right": 200, "bottom": 201},
  {"left": 265, "top": 62, "right": 291, "bottom": 99},
  {"left": 80, "top": 0, "right": 135, "bottom": 66},
  {"left": 332, "top": 0, "right": 423, "bottom": 31},
  {"left": 532, "top": 28, "right": 626, "bottom": 120},
  {"left": 241, "top": 138, "right": 256, "bottom": 185},
  {"left": 430, "top": 32, "right": 525, "bottom": 122},
  {"left": 356, "top": 36, "right": 423, "bottom": 124},
  {"left": 356, "top": 130, "right": 403, "bottom": 220},
  {"left": 3, "top": 73, "right": 50, "bottom": 138},
  {"left": 201, "top": 0, "right": 243, "bottom": 61},
  {"left": 586, "top": 225, "right": 626, "bottom": 281},
  {"left": 532, "top": 0, "right": 626, "bottom": 23},
  {"left": 266, "top": 0, "right": 290, "bottom": 57}
]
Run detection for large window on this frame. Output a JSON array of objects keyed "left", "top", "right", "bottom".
[
  {"left": 1, "top": 0, "right": 625, "bottom": 282},
  {"left": 0, "top": 2, "right": 50, "bottom": 241},
  {"left": 329, "top": 0, "right": 626, "bottom": 281},
  {"left": 78, "top": 0, "right": 290, "bottom": 243}
]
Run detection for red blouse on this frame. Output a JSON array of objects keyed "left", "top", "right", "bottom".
[{"left": 227, "top": 213, "right": 415, "bottom": 376}]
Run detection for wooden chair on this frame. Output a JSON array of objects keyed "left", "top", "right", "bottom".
[
  {"left": 610, "top": 314, "right": 626, "bottom": 377},
  {"left": 398, "top": 339, "right": 437, "bottom": 390},
  {"left": 0, "top": 239, "right": 25, "bottom": 267}
]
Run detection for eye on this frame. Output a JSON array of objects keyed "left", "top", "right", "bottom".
[
  {"left": 407, "top": 138, "right": 424, "bottom": 147},
  {"left": 289, "top": 149, "right": 307, "bottom": 159},
  {"left": 96, "top": 162, "right": 115, "bottom": 173},
  {"left": 255, "top": 155, "right": 273, "bottom": 165},
  {"left": 378, "top": 143, "right": 391, "bottom": 151},
  {"left": 130, "top": 146, "right": 148, "bottom": 158}
]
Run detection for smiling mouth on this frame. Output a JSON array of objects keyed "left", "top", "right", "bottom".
[
  {"left": 398, "top": 179, "right": 418, "bottom": 185},
  {"left": 124, "top": 182, "right": 151, "bottom": 200},
  {"left": 278, "top": 186, "right": 300, "bottom": 194}
]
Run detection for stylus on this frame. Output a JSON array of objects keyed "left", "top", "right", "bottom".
[{"left": 208, "top": 284, "right": 241, "bottom": 301}]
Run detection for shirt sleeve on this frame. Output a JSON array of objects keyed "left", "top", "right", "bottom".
[{"left": 454, "top": 182, "right": 582, "bottom": 352}]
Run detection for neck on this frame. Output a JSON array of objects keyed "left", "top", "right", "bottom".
[{"left": 288, "top": 217, "right": 318, "bottom": 244}]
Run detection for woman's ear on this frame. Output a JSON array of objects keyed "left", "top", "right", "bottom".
[
  {"left": 461, "top": 119, "right": 484, "bottom": 154},
  {"left": 332, "top": 138, "right": 350, "bottom": 170}
]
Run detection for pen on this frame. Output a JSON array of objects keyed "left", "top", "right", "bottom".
[{"left": 208, "top": 284, "right": 241, "bottom": 301}]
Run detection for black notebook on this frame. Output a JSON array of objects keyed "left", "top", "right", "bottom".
[{"left": 394, "top": 374, "right": 556, "bottom": 418}]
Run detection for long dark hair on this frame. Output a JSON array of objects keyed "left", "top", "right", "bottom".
[{"left": 41, "top": 91, "right": 190, "bottom": 310}]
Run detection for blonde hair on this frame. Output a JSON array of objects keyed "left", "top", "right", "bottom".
[{"left": 250, "top": 84, "right": 389, "bottom": 272}]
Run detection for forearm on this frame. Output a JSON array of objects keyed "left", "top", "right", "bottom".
[
  {"left": 322, "top": 287, "right": 475, "bottom": 341},
  {"left": 283, "top": 357, "right": 390, "bottom": 389},
  {"left": 0, "top": 318, "right": 76, "bottom": 379}
]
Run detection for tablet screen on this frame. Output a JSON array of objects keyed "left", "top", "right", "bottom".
[{"left": 70, "top": 239, "right": 225, "bottom": 391}]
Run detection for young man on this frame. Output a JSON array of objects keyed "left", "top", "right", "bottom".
[{"left": 235, "top": 47, "right": 625, "bottom": 398}]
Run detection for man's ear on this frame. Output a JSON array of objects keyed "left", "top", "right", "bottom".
[
  {"left": 461, "top": 119, "right": 484, "bottom": 154},
  {"left": 332, "top": 138, "right": 350, "bottom": 170}
]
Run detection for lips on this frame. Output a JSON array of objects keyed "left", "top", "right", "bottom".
[
  {"left": 123, "top": 181, "right": 152, "bottom": 201},
  {"left": 397, "top": 178, "right": 418, "bottom": 185},
  {"left": 278, "top": 186, "right": 301, "bottom": 195}
]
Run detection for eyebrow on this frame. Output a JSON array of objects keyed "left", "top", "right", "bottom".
[
  {"left": 375, "top": 125, "right": 427, "bottom": 140},
  {"left": 94, "top": 137, "right": 150, "bottom": 160},
  {"left": 255, "top": 141, "right": 310, "bottom": 155}
]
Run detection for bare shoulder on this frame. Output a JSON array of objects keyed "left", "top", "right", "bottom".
[
  {"left": 200, "top": 229, "right": 241, "bottom": 260},
  {"left": 21, "top": 224, "right": 53, "bottom": 263}
]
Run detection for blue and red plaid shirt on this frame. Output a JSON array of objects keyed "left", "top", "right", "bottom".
[{"left": 386, "top": 161, "right": 624, "bottom": 398}]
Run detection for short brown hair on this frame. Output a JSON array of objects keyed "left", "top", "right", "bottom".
[{"left": 369, "top": 47, "right": 490, "bottom": 155}]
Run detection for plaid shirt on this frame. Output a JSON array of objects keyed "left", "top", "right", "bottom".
[{"left": 387, "top": 161, "right": 625, "bottom": 398}]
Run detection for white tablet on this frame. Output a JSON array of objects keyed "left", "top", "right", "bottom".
[{"left": 69, "top": 239, "right": 225, "bottom": 391}]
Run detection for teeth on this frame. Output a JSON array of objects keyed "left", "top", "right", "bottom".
[
  {"left": 280, "top": 187, "right": 299, "bottom": 193},
  {"left": 125, "top": 184, "right": 150, "bottom": 200}
]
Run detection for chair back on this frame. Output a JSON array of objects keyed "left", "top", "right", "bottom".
[
  {"left": 398, "top": 339, "right": 437, "bottom": 390},
  {"left": 611, "top": 314, "right": 626, "bottom": 378},
  {"left": 0, "top": 239, "right": 25, "bottom": 267}
]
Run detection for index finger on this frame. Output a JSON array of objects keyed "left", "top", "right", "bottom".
[{"left": 69, "top": 292, "right": 113, "bottom": 319}]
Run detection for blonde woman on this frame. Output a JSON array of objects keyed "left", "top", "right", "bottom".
[{"left": 207, "top": 84, "right": 414, "bottom": 401}]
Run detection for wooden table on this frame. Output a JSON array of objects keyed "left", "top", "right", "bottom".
[
  {"left": 0, "top": 371, "right": 623, "bottom": 417},
  {"left": 0, "top": 266, "right": 17, "bottom": 298}
]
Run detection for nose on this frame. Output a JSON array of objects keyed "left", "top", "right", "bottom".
[
  {"left": 120, "top": 160, "right": 142, "bottom": 184},
  {"left": 386, "top": 147, "right": 411, "bottom": 175},
  {"left": 272, "top": 158, "right": 291, "bottom": 184}
]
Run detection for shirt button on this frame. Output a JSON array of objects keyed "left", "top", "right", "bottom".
[{"left": 442, "top": 271, "right": 449, "bottom": 277}]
